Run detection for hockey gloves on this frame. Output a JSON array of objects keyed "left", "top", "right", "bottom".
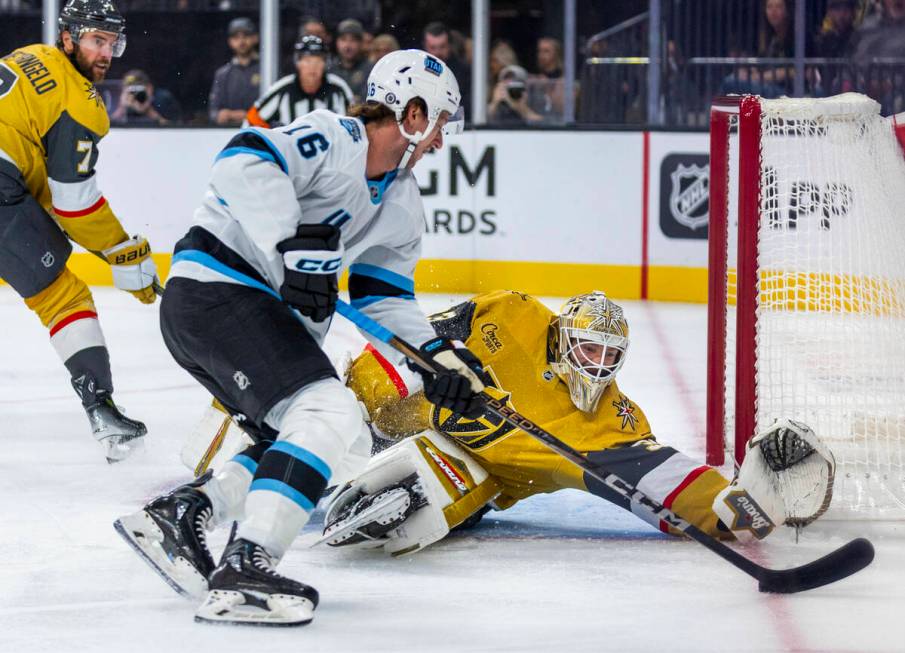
[
  {"left": 277, "top": 224, "right": 342, "bottom": 322},
  {"left": 410, "top": 337, "right": 487, "bottom": 419},
  {"left": 103, "top": 235, "right": 159, "bottom": 304}
]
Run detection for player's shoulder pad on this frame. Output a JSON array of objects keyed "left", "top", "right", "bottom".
[{"left": 379, "top": 171, "right": 424, "bottom": 240}]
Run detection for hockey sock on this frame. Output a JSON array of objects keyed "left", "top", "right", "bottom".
[{"left": 202, "top": 441, "right": 270, "bottom": 525}]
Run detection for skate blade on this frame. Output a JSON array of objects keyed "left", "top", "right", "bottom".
[
  {"left": 194, "top": 590, "right": 314, "bottom": 627},
  {"left": 114, "top": 512, "right": 208, "bottom": 599},
  {"left": 314, "top": 488, "right": 410, "bottom": 548},
  {"left": 105, "top": 435, "right": 146, "bottom": 464}
]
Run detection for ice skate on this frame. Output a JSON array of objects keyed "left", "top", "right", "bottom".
[
  {"left": 85, "top": 391, "right": 146, "bottom": 463},
  {"left": 195, "top": 537, "right": 318, "bottom": 627},
  {"left": 114, "top": 473, "right": 215, "bottom": 598}
]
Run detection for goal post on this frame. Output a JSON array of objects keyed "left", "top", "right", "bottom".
[{"left": 707, "top": 93, "right": 905, "bottom": 519}]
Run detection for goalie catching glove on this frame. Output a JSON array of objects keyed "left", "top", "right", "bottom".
[
  {"left": 713, "top": 418, "right": 835, "bottom": 540},
  {"left": 409, "top": 337, "right": 486, "bottom": 419},
  {"left": 103, "top": 235, "right": 158, "bottom": 304},
  {"left": 277, "top": 224, "right": 342, "bottom": 322}
]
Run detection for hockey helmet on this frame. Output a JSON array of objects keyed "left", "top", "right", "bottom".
[
  {"left": 366, "top": 49, "right": 463, "bottom": 168},
  {"left": 549, "top": 291, "right": 629, "bottom": 413},
  {"left": 294, "top": 34, "right": 327, "bottom": 61},
  {"left": 59, "top": 0, "right": 127, "bottom": 57}
]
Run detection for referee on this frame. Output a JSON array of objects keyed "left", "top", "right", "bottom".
[{"left": 245, "top": 35, "right": 353, "bottom": 128}]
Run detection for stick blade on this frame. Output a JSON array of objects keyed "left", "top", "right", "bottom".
[{"left": 758, "top": 537, "right": 875, "bottom": 594}]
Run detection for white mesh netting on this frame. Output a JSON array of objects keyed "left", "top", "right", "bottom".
[{"left": 729, "top": 94, "right": 905, "bottom": 519}]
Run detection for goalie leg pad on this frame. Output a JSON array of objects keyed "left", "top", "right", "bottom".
[
  {"left": 321, "top": 430, "right": 500, "bottom": 556},
  {"left": 713, "top": 418, "right": 835, "bottom": 539}
]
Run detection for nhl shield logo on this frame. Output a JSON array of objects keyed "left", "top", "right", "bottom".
[{"left": 668, "top": 163, "right": 709, "bottom": 231}]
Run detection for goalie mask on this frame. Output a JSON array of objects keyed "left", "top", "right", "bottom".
[
  {"left": 549, "top": 291, "right": 629, "bottom": 413},
  {"left": 366, "top": 49, "right": 464, "bottom": 169}
]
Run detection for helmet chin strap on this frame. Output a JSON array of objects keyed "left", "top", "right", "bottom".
[{"left": 394, "top": 117, "right": 438, "bottom": 169}]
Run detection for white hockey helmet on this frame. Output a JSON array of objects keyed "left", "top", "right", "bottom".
[
  {"left": 549, "top": 291, "right": 630, "bottom": 413},
  {"left": 366, "top": 49, "right": 464, "bottom": 168}
]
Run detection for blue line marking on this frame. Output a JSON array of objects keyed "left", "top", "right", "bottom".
[
  {"left": 230, "top": 454, "right": 258, "bottom": 475},
  {"left": 348, "top": 263, "right": 414, "bottom": 294},
  {"left": 172, "top": 250, "right": 281, "bottom": 301},
  {"left": 249, "top": 478, "right": 315, "bottom": 512}
]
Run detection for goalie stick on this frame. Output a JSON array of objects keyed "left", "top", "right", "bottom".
[{"left": 335, "top": 299, "right": 875, "bottom": 594}]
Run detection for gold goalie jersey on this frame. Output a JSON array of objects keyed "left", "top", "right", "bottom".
[
  {"left": 350, "top": 291, "right": 675, "bottom": 504},
  {"left": 0, "top": 44, "right": 127, "bottom": 251}
]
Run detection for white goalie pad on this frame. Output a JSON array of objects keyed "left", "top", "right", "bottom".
[
  {"left": 181, "top": 402, "right": 253, "bottom": 477},
  {"left": 713, "top": 418, "right": 835, "bottom": 540},
  {"left": 320, "top": 430, "right": 500, "bottom": 556}
]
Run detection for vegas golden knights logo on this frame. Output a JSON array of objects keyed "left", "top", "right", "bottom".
[{"left": 430, "top": 367, "right": 518, "bottom": 451}]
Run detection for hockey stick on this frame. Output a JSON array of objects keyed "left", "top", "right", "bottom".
[{"left": 335, "top": 299, "right": 875, "bottom": 593}]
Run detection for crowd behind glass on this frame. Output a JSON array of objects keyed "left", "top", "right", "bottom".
[{"left": 2, "top": 0, "right": 904, "bottom": 127}]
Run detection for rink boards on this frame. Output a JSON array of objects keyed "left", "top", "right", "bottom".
[{"left": 6, "top": 128, "right": 714, "bottom": 302}]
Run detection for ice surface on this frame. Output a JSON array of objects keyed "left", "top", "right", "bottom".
[{"left": 0, "top": 288, "right": 900, "bottom": 652}]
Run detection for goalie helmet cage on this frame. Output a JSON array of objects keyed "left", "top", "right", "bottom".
[{"left": 706, "top": 93, "right": 905, "bottom": 519}]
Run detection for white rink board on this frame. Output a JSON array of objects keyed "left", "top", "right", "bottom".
[{"left": 96, "top": 128, "right": 645, "bottom": 265}]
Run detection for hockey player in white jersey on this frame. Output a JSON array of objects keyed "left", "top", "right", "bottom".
[{"left": 114, "top": 50, "right": 486, "bottom": 627}]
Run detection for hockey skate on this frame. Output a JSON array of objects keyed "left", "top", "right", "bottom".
[
  {"left": 195, "top": 537, "right": 319, "bottom": 627},
  {"left": 85, "top": 391, "right": 146, "bottom": 463},
  {"left": 317, "top": 473, "right": 427, "bottom": 548},
  {"left": 114, "top": 472, "right": 216, "bottom": 599}
]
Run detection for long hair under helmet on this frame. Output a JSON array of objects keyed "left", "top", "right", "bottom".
[{"left": 365, "top": 49, "right": 464, "bottom": 169}]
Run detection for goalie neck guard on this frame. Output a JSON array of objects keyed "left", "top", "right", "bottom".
[
  {"left": 366, "top": 49, "right": 463, "bottom": 169},
  {"left": 549, "top": 291, "right": 630, "bottom": 413},
  {"left": 59, "top": 0, "right": 127, "bottom": 58}
]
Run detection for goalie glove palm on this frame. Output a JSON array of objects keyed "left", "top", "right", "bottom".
[
  {"left": 411, "top": 337, "right": 486, "bottom": 419},
  {"left": 277, "top": 224, "right": 342, "bottom": 322}
]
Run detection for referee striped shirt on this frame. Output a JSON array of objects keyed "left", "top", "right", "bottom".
[{"left": 245, "top": 72, "right": 353, "bottom": 128}]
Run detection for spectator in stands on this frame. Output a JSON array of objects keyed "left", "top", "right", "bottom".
[
  {"left": 812, "top": 0, "right": 859, "bottom": 96},
  {"left": 489, "top": 40, "right": 518, "bottom": 84},
  {"left": 536, "top": 37, "right": 563, "bottom": 79},
  {"left": 851, "top": 0, "right": 905, "bottom": 112},
  {"left": 329, "top": 18, "right": 372, "bottom": 102},
  {"left": 529, "top": 36, "right": 566, "bottom": 122},
  {"left": 721, "top": 0, "right": 794, "bottom": 98},
  {"left": 245, "top": 35, "right": 352, "bottom": 128},
  {"left": 852, "top": 0, "right": 905, "bottom": 59},
  {"left": 488, "top": 64, "right": 542, "bottom": 126},
  {"left": 423, "top": 21, "right": 471, "bottom": 115},
  {"left": 110, "top": 69, "right": 182, "bottom": 126},
  {"left": 813, "top": 0, "right": 859, "bottom": 57},
  {"left": 208, "top": 17, "right": 261, "bottom": 126},
  {"left": 370, "top": 33, "right": 400, "bottom": 63}
]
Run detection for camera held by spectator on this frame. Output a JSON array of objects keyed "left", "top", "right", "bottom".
[
  {"left": 110, "top": 69, "right": 182, "bottom": 126},
  {"left": 488, "top": 64, "right": 542, "bottom": 126}
]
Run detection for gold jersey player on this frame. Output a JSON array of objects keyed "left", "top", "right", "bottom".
[
  {"left": 319, "top": 290, "right": 836, "bottom": 554},
  {"left": 0, "top": 0, "right": 159, "bottom": 461}
]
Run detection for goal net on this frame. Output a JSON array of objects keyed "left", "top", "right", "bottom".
[{"left": 707, "top": 93, "right": 905, "bottom": 520}]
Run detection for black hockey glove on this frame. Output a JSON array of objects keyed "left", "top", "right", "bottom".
[
  {"left": 409, "top": 337, "right": 487, "bottom": 419},
  {"left": 277, "top": 224, "right": 342, "bottom": 322}
]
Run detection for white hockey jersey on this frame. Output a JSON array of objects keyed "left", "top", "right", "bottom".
[{"left": 168, "top": 109, "right": 435, "bottom": 370}]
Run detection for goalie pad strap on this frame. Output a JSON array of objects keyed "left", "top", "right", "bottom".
[{"left": 443, "top": 476, "right": 501, "bottom": 529}]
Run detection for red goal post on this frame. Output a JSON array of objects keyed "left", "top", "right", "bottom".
[{"left": 706, "top": 93, "right": 905, "bottom": 518}]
